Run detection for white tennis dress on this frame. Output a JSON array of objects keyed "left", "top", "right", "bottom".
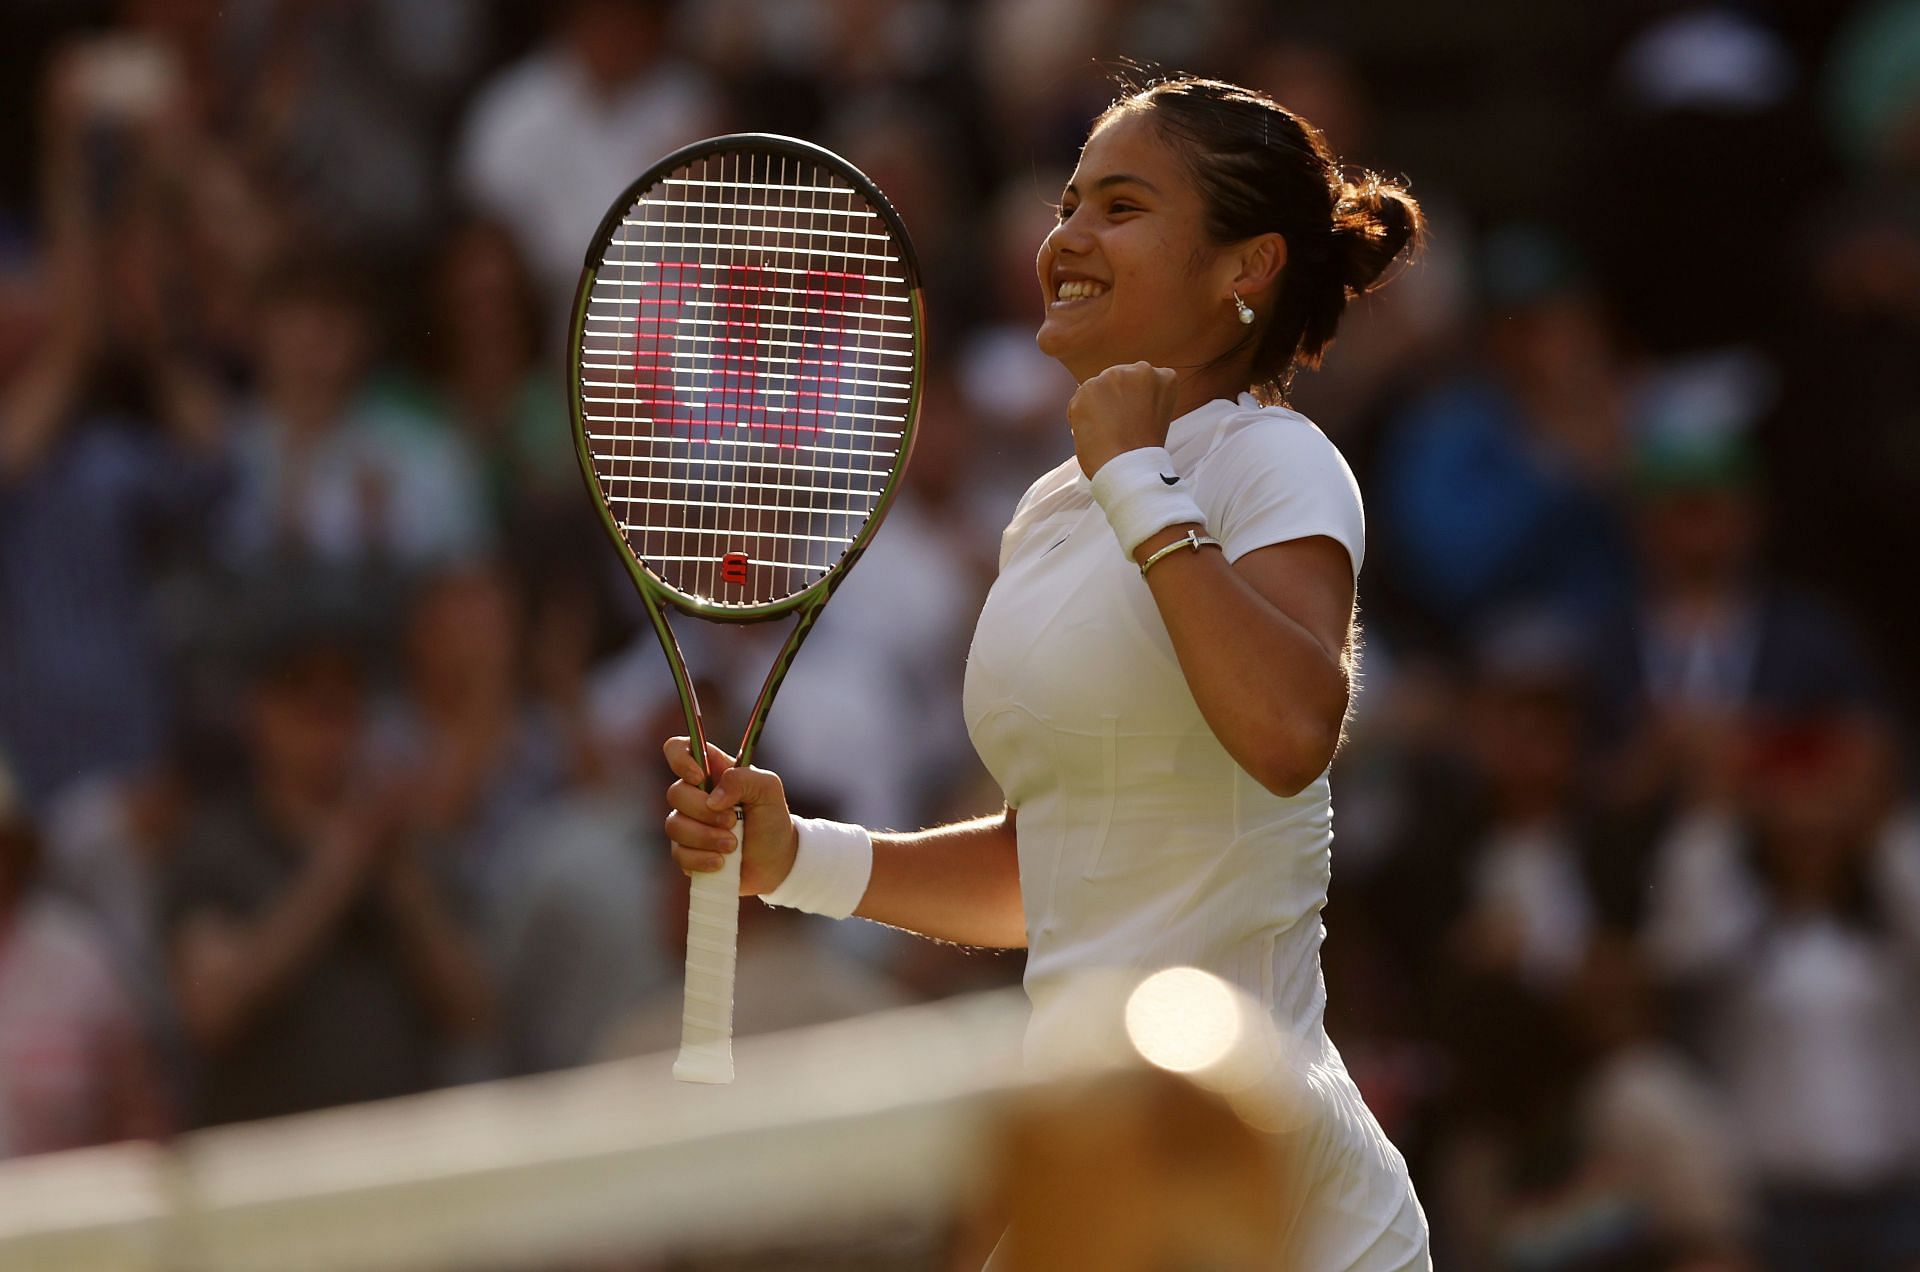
[{"left": 963, "top": 393, "right": 1431, "bottom": 1270}]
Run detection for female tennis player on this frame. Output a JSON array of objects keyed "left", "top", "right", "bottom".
[{"left": 663, "top": 75, "right": 1430, "bottom": 1269}]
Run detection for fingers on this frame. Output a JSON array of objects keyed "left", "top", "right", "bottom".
[
  {"left": 705, "top": 763, "right": 786, "bottom": 814},
  {"left": 661, "top": 735, "right": 736, "bottom": 786},
  {"left": 665, "top": 779, "right": 739, "bottom": 874},
  {"left": 660, "top": 737, "right": 783, "bottom": 878},
  {"left": 671, "top": 837, "right": 734, "bottom": 874},
  {"left": 666, "top": 778, "right": 734, "bottom": 829}
]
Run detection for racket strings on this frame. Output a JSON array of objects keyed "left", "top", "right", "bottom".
[{"left": 581, "top": 146, "right": 915, "bottom": 608}]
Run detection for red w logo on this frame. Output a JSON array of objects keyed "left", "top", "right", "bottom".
[{"left": 630, "top": 263, "right": 867, "bottom": 447}]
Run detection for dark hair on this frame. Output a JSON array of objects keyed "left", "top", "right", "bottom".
[{"left": 1095, "top": 74, "right": 1424, "bottom": 403}]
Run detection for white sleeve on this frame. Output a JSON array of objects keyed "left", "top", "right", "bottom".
[{"left": 1199, "top": 421, "right": 1366, "bottom": 576}]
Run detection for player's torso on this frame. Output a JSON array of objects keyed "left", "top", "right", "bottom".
[{"left": 962, "top": 462, "right": 1335, "bottom": 1017}]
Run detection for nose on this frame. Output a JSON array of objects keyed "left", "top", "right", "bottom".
[
  {"left": 1044, "top": 208, "right": 1094, "bottom": 257},
  {"left": 1037, "top": 218, "right": 1089, "bottom": 291}
]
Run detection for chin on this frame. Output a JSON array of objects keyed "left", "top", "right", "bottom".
[{"left": 1033, "top": 327, "right": 1103, "bottom": 383}]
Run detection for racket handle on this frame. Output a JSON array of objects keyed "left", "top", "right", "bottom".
[{"left": 674, "top": 815, "right": 743, "bottom": 1084}]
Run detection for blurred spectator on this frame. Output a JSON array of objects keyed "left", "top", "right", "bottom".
[
  {"left": 366, "top": 558, "right": 665, "bottom": 1076},
  {"left": 1587, "top": 4, "right": 1819, "bottom": 354},
  {"left": 1372, "top": 610, "right": 1663, "bottom": 1269},
  {"left": 0, "top": 51, "right": 230, "bottom": 810},
  {"left": 1443, "top": 937, "right": 1753, "bottom": 1272},
  {"left": 39, "top": 748, "right": 201, "bottom": 1085},
  {"left": 973, "top": 0, "right": 1124, "bottom": 174},
  {"left": 220, "top": 256, "right": 489, "bottom": 575},
  {"left": 1370, "top": 225, "right": 1635, "bottom": 640},
  {"left": 1595, "top": 351, "right": 1885, "bottom": 814},
  {"left": 220, "top": 0, "right": 494, "bottom": 261},
  {"left": 1367, "top": 622, "right": 1620, "bottom": 979},
  {"left": 382, "top": 218, "right": 577, "bottom": 537},
  {"left": 693, "top": 0, "right": 984, "bottom": 177},
  {"left": 0, "top": 749, "right": 170, "bottom": 1157},
  {"left": 1562, "top": 939, "right": 1750, "bottom": 1261},
  {"left": 455, "top": 0, "right": 720, "bottom": 319},
  {"left": 1444, "top": 612, "right": 1611, "bottom": 993},
  {"left": 38, "top": 14, "right": 290, "bottom": 374},
  {"left": 163, "top": 602, "right": 493, "bottom": 1126},
  {"left": 1769, "top": 49, "right": 1920, "bottom": 736},
  {"left": 1642, "top": 713, "right": 1920, "bottom": 1272},
  {"left": 489, "top": 786, "right": 665, "bottom": 1075},
  {"left": 367, "top": 559, "right": 573, "bottom": 920}
]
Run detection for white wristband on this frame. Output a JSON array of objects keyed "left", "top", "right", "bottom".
[
  {"left": 758, "top": 816, "right": 874, "bottom": 919},
  {"left": 1088, "top": 446, "right": 1207, "bottom": 557}
]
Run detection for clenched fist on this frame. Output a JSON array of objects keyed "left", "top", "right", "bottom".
[
  {"left": 1067, "top": 361, "right": 1180, "bottom": 478},
  {"left": 662, "top": 736, "right": 799, "bottom": 895}
]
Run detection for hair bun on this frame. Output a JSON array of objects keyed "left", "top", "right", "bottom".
[{"left": 1332, "top": 174, "right": 1424, "bottom": 296}]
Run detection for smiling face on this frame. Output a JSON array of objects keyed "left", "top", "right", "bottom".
[{"left": 1035, "top": 112, "right": 1249, "bottom": 385}]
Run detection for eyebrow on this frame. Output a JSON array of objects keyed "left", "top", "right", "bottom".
[{"left": 1062, "top": 173, "right": 1162, "bottom": 198}]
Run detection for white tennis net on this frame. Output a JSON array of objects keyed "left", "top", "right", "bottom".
[
  {"left": 0, "top": 990, "right": 1028, "bottom": 1272},
  {"left": 0, "top": 970, "right": 1305, "bottom": 1272}
]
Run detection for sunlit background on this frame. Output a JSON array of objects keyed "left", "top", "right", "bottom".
[{"left": 2, "top": 2, "right": 1918, "bottom": 1269}]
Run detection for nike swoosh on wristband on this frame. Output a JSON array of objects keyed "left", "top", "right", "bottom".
[{"left": 1159, "top": 473, "right": 1180, "bottom": 485}]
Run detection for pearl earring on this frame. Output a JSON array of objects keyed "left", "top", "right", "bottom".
[{"left": 1232, "top": 292, "right": 1254, "bottom": 325}]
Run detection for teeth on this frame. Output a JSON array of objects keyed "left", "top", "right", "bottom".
[{"left": 1055, "top": 279, "right": 1108, "bottom": 301}]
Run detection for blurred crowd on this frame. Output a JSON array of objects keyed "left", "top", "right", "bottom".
[{"left": 1, "top": 1, "right": 1918, "bottom": 1269}]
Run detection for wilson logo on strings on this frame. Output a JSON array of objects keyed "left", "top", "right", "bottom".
[{"left": 629, "top": 262, "right": 867, "bottom": 447}]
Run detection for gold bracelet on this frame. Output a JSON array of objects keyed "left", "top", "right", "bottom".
[{"left": 1138, "top": 529, "right": 1223, "bottom": 577}]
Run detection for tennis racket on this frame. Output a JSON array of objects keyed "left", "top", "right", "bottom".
[{"left": 569, "top": 134, "right": 924, "bottom": 1084}]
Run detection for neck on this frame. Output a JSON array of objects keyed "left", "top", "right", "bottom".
[{"left": 1167, "top": 363, "right": 1251, "bottom": 422}]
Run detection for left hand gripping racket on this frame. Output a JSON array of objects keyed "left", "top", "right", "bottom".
[{"left": 570, "top": 135, "right": 923, "bottom": 1083}]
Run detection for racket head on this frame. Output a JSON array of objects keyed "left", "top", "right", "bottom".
[{"left": 570, "top": 133, "right": 925, "bottom": 622}]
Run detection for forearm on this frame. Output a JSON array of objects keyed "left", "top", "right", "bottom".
[
  {"left": 853, "top": 810, "right": 1026, "bottom": 949},
  {"left": 1133, "top": 525, "right": 1349, "bottom": 795},
  {"left": 665, "top": 741, "right": 1026, "bottom": 948}
]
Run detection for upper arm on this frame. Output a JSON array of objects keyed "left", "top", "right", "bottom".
[{"left": 1230, "top": 534, "right": 1356, "bottom": 668}]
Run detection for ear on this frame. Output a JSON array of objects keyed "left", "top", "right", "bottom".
[{"left": 1226, "top": 232, "right": 1287, "bottom": 301}]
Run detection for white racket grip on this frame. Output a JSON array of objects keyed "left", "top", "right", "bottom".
[{"left": 674, "top": 815, "right": 743, "bottom": 1084}]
